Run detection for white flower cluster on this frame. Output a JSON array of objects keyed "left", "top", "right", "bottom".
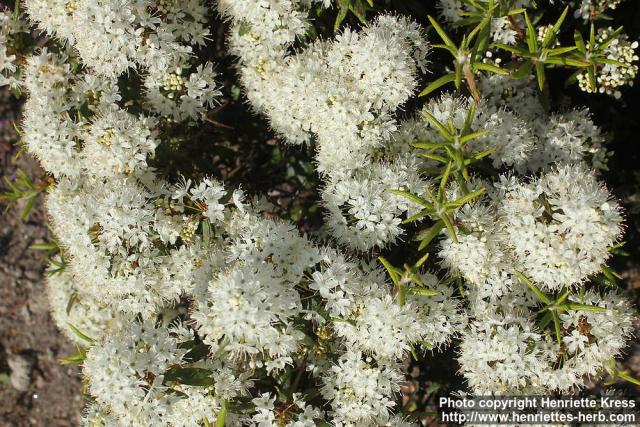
[
  {"left": 15, "top": 2, "right": 467, "bottom": 425},
  {"left": 577, "top": 27, "right": 639, "bottom": 98},
  {"left": 425, "top": 86, "right": 632, "bottom": 393},
  {"left": 438, "top": 0, "right": 532, "bottom": 45},
  {"left": 439, "top": 163, "right": 624, "bottom": 295},
  {"left": 574, "top": 0, "right": 625, "bottom": 21},
  {"left": 24, "top": 0, "right": 220, "bottom": 120},
  {"left": 0, "top": 10, "right": 29, "bottom": 88},
  {"left": 220, "top": 0, "right": 635, "bottom": 398},
  {"left": 459, "top": 288, "right": 634, "bottom": 393},
  {"left": 219, "top": 0, "right": 431, "bottom": 250},
  {"left": 6, "top": 0, "right": 637, "bottom": 421}
]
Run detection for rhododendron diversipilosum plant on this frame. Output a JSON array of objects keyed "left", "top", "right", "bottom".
[{"left": 0, "top": 0, "right": 638, "bottom": 425}]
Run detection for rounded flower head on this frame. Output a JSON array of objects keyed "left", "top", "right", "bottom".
[{"left": 500, "top": 164, "right": 623, "bottom": 290}]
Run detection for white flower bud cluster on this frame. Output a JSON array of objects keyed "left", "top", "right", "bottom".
[
  {"left": 577, "top": 27, "right": 639, "bottom": 98},
  {"left": 575, "top": 0, "right": 625, "bottom": 21}
]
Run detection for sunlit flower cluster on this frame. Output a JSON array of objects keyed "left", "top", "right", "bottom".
[{"left": 3, "top": 0, "right": 637, "bottom": 424}]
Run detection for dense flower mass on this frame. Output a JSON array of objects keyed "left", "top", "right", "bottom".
[{"left": 0, "top": 0, "right": 638, "bottom": 425}]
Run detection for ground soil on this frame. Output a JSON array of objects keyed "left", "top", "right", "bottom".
[{"left": 0, "top": 89, "right": 84, "bottom": 426}]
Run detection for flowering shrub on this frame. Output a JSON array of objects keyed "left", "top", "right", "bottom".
[{"left": 0, "top": 0, "right": 639, "bottom": 426}]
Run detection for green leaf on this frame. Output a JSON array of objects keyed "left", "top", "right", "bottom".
[
  {"left": 349, "top": 1, "right": 368, "bottom": 25},
  {"left": 67, "top": 323, "right": 96, "bottom": 343},
  {"left": 389, "top": 189, "right": 433, "bottom": 209},
  {"left": 524, "top": 11, "right": 538, "bottom": 53},
  {"left": 421, "top": 152, "right": 449, "bottom": 163},
  {"left": 556, "top": 303, "right": 606, "bottom": 312},
  {"left": 417, "top": 220, "right": 445, "bottom": 251},
  {"left": 438, "top": 162, "right": 453, "bottom": 200},
  {"left": 30, "top": 242, "right": 59, "bottom": 251},
  {"left": 334, "top": 3, "right": 349, "bottom": 33},
  {"left": 20, "top": 196, "right": 37, "bottom": 221},
  {"left": 446, "top": 187, "right": 485, "bottom": 208},
  {"left": 216, "top": 400, "right": 228, "bottom": 427},
  {"left": 412, "top": 141, "right": 449, "bottom": 150},
  {"left": 454, "top": 62, "right": 464, "bottom": 90},
  {"left": 12, "top": 0, "right": 20, "bottom": 21},
  {"left": 164, "top": 367, "right": 214, "bottom": 387},
  {"left": 472, "top": 62, "right": 509, "bottom": 75},
  {"left": 432, "top": 43, "right": 458, "bottom": 57},
  {"left": 597, "top": 58, "right": 627, "bottom": 67},
  {"left": 403, "top": 208, "right": 433, "bottom": 224},
  {"left": 440, "top": 213, "right": 458, "bottom": 243},
  {"left": 379, "top": 256, "right": 400, "bottom": 285},
  {"left": 423, "top": 110, "right": 453, "bottom": 141},
  {"left": 406, "top": 287, "right": 439, "bottom": 297},
  {"left": 539, "top": 311, "right": 553, "bottom": 329},
  {"left": 507, "top": 8, "right": 526, "bottom": 16},
  {"left": 551, "top": 311, "right": 562, "bottom": 345},
  {"left": 597, "top": 26, "right": 624, "bottom": 51},
  {"left": 397, "top": 282, "right": 407, "bottom": 306},
  {"left": 462, "top": 102, "right": 477, "bottom": 136},
  {"left": 428, "top": 15, "right": 456, "bottom": 50},
  {"left": 511, "top": 61, "right": 533, "bottom": 79},
  {"left": 419, "top": 74, "right": 455, "bottom": 97},
  {"left": 468, "top": 146, "right": 495, "bottom": 161},
  {"left": 465, "top": 12, "right": 491, "bottom": 49},
  {"left": 459, "top": 129, "right": 490, "bottom": 144},
  {"left": 544, "top": 46, "right": 578, "bottom": 57},
  {"left": 601, "top": 264, "right": 623, "bottom": 281},
  {"left": 615, "top": 368, "right": 640, "bottom": 387},
  {"left": 535, "top": 62, "right": 545, "bottom": 91},
  {"left": 494, "top": 43, "right": 530, "bottom": 56},
  {"left": 415, "top": 252, "right": 430, "bottom": 268},
  {"left": 574, "top": 31, "right": 586, "bottom": 54},
  {"left": 60, "top": 346, "right": 87, "bottom": 365},
  {"left": 543, "top": 56, "right": 590, "bottom": 67},
  {"left": 515, "top": 271, "right": 551, "bottom": 305},
  {"left": 609, "top": 242, "right": 630, "bottom": 256},
  {"left": 542, "top": 6, "right": 568, "bottom": 48}
]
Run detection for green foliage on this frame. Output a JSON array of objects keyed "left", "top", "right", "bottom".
[
  {"left": 67, "top": 323, "right": 96, "bottom": 343},
  {"left": 420, "top": 0, "right": 636, "bottom": 96},
  {"left": 163, "top": 367, "right": 215, "bottom": 387},
  {"left": 0, "top": 169, "right": 50, "bottom": 220},
  {"left": 515, "top": 271, "right": 607, "bottom": 347},
  {"left": 392, "top": 103, "right": 488, "bottom": 252},
  {"left": 215, "top": 401, "right": 228, "bottom": 427},
  {"left": 31, "top": 239, "right": 68, "bottom": 276},
  {"left": 60, "top": 345, "right": 88, "bottom": 365},
  {"left": 379, "top": 253, "right": 437, "bottom": 306},
  {"left": 334, "top": 0, "right": 375, "bottom": 33}
]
